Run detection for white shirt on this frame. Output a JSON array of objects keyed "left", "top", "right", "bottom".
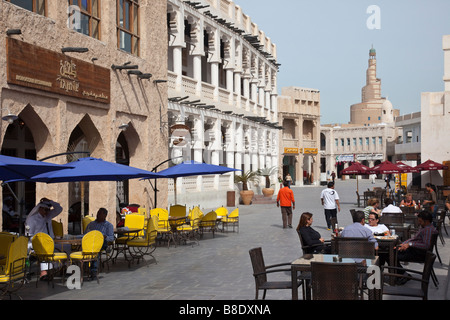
[
  {"left": 381, "top": 204, "right": 402, "bottom": 214},
  {"left": 364, "top": 223, "right": 389, "bottom": 234},
  {"left": 26, "top": 201, "right": 62, "bottom": 239},
  {"left": 321, "top": 188, "right": 340, "bottom": 210}
]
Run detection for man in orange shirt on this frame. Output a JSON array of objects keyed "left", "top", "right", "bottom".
[{"left": 277, "top": 180, "right": 296, "bottom": 228}]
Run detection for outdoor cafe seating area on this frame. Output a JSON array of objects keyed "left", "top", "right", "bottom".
[
  {"left": 0, "top": 203, "right": 240, "bottom": 300},
  {"left": 250, "top": 196, "right": 450, "bottom": 300}
]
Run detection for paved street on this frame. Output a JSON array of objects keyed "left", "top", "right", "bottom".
[{"left": 16, "top": 178, "right": 450, "bottom": 301}]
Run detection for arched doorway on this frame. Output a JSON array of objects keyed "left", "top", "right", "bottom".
[
  {"left": 66, "top": 115, "right": 103, "bottom": 233},
  {"left": 1, "top": 116, "right": 36, "bottom": 231}
]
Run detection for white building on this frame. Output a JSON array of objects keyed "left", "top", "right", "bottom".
[
  {"left": 420, "top": 35, "right": 450, "bottom": 186},
  {"left": 321, "top": 123, "right": 396, "bottom": 178},
  {"left": 166, "top": 0, "right": 280, "bottom": 208}
]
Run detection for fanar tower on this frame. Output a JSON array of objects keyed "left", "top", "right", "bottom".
[{"left": 349, "top": 47, "right": 399, "bottom": 126}]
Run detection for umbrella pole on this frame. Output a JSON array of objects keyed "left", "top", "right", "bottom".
[
  {"left": 174, "top": 178, "right": 177, "bottom": 205},
  {"left": 80, "top": 181, "right": 85, "bottom": 234}
]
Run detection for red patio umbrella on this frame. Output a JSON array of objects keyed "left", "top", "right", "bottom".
[
  {"left": 341, "top": 162, "right": 372, "bottom": 175},
  {"left": 341, "top": 162, "right": 372, "bottom": 194},
  {"left": 396, "top": 161, "right": 420, "bottom": 173},
  {"left": 414, "top": 159, "right": 449, "bottom": 171},
  {"left": 369, "top": 160, "right": 408, "bottom": 175},
  {"left": 414, "top": 159, "right": 449, "bottom": 183}
]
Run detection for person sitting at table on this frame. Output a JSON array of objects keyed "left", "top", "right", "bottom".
[
  {"left": 400, "top": 193, "right": 416, "bottom": 207},
  {"left": 364, "top": 213, "right": 390, "bottom": 235},
  {"left": 381, "top": 198, "right": 402, "bottom": 215},
  {"left": 84, "top": 207, "right": 115, "bottom": 281},
  {"left": 363, "top": 198, "right": 381, "bottom": 223},
  {"left": 341, "top": 210, "right": 378, "bottom": 250},
  {"left": 25, "top": 198, "right": 63, "bottom": 281},
  {"left": 296, "top": 212, "right": 331, "bottom": 254},
  {"left": 395, "top": 210, "right": 438, "bottom": 285}
]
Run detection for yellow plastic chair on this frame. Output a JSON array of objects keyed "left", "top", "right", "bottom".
[
  {"left": 0, "top": 233, "right": 17, "bottom": 267},
  {"left": 199, "top": 211, "right": 218, "bottom": 238},
  {"left": 82, "top": 216, "right": 95, "bottom": 233},
  {"left": 116, "top": 214, "right": 145, "bottom": 245},
  {"left": 127, "top": 215, "right": 158, "bottom": 266},
  {"left": 155, "top": 209, "right": 175, "bottom": 248},
  {"left": 52, "top": 220, "right": 64, "bottom": 239},
  {"left": 70, "top": 230, "right": 104, "bottom": 285},
  {"left": 178, "top": 207, "right": 201, "bottom": 246},
  {"left": 0, "top": 236, "right": 28, "bottom": 300},
  {"left": 138, "top": 207, "right": 147, "bottom": 217},
  {"left": 222, "top": 208, "right": 239, "bottom": 233},
  {"left": 150, "top": 208, "right": 168, "bottom": 218},
  {"left": 31, "top": 233, "right": 68, "bottom": 287},
  {"left": 169, "top": 204, "right": 186, "bottom": 218},
  {"left": 215, "top": 206, "right": 228, "bottom": 218}
]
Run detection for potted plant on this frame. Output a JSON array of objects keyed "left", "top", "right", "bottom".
[
  {"left": 257, "top": 166, "right": 278, "bottom": 198},
  {"left": 234, "top": 170, "right": 258, "bottom": 205}
]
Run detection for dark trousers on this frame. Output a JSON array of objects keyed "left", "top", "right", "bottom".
[
  {"left": 324, "top": 208, "right": 337, "bottom": 229},
  {"left": 90, "top": 239, "right": 108, "bottom": 275},
  {"left": 396, "top": 247, "right": 427, "bottom": 274}
]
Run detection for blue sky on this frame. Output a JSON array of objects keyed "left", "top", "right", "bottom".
[{"left": 236, "top": 0, "right": 450, "bottom": 124}]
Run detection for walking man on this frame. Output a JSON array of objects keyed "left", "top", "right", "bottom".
[
  {"left": 277, "top": 180, "right": 295, "bottom": 229},
  {"left": 320, "top": 181, "right": 341, "bottom": 230}
]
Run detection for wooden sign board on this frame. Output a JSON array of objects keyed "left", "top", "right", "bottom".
[{"left": 6, "top": 38, "right": 110, "bottom": 104}]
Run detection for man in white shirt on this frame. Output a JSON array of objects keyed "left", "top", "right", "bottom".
[
  {"left": 364, "top": 213, "right": 390, "bottom": 235},
  {"left": 320, "top": 182, "right": 341, "bottom": 230},
  {"left": 26, "top": 198, "right": 63, "bottom": 280},
  {"left": 381, "top": 198, "right": 402, "bottom": 215}
]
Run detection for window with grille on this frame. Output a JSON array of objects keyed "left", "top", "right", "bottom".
[
  {"left": 68, "top": 0, "right": 101, "bottom": 39},
  {"left": 117, "top": 0, "right": 139, "bottom": 55}
]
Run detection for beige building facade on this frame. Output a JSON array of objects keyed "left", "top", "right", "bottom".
[
  {"left": 0, "top": 0, "right": 168, "bottom": 232},
  {"left": 278, "top": 87, "right": 321, "bottom": 186},
  {"left": 420, "top": 35, "right": 450, "bottom": 186}
]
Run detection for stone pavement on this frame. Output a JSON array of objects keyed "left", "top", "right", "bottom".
[{"left": 14, "top": 179, "right": 450, "bottom": 300}]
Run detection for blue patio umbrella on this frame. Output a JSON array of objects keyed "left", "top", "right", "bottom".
[
  {"left": 0, "top": 154, "right": 71, "bottom": 235},
  {"left": 13, "top": 157, "right": 163, "bottom": 183},
  {"left": 0, "top": 154, "right": 69, "bottom": 181},
  {"left": 155, "top": 160, "right": 241, "bottom": 204},
  {"left": 9, "top": 157, "right": 165, "bottom": 233},
  {"left": 157, "top": 160, "right": 241, "bottom": 178}
]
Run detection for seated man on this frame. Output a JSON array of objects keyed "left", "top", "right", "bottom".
[
  {"left": 341, "top": 210, "right": 378, "bottom": 250},
  {"left": 395, "top": 210, "right": 438, "bottom": 284},
  {"left": 84, "top": 208, "right": 115, "bottom": 281},
  {"left": 381, "top": 198, "right": 402, "bottom": 214},
  {"left": 364, "top": 213, "right": 389, "bottom": 235}
]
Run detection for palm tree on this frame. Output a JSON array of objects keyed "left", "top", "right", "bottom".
[
  {"left": 257, "top": 166, "right": 278, "bottom": 188},
  {"left": 234, "top": 170, "right": 259, "bottom": 190}
]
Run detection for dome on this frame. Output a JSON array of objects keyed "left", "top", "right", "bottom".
[
  {"left": 382, "top": 99, "right": 393, "bottom": 110},
  {"left": 369, "top": 48, "right": 376, "bottom": 57}
]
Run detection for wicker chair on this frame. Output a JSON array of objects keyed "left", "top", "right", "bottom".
[
  {"left": 381, "top": 252, "right": 436, "bottom": 300},
  {"left": 297, "top": 231, "right": 331, "bottom": 255},
  {"left": 337, "top": 240, "right": 376, "bottom": 259},
  {"left": 249, "top": 247, "right": 302, "bottom": 300},
  {"left": 310, "top": 262, "right": 360, "bottom": 300},
  {"left": 332, "top": 237, "right": 369, "bottom": 254},
  {"left": 380, "top": 213, "right": 404, "bottom": 225}
]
